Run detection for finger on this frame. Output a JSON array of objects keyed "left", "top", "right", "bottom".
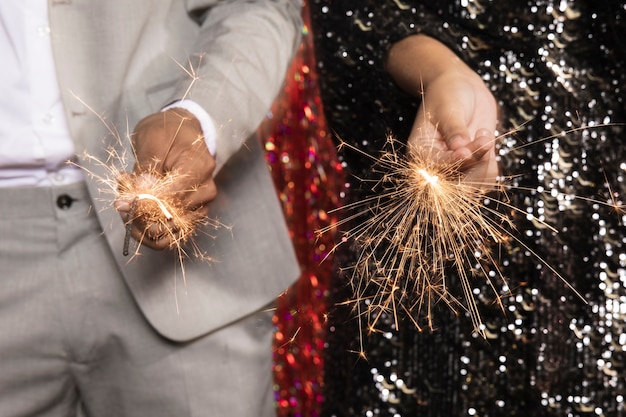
[
  {"left": 437, "top": 118, "right": 471, "bottom": 151},
  {"left": 130, "top": 223, "right": 174, "bottom": 251},
  {"left": 454, "top": 128, "right": 495, "bottom": 168},
  {"left": 114, "top": 197, "right": 134, "bottom": 218},
  {"left": 186, "top": 203, "right": 210, "bottom": 224},
  {"left": 177, "top": 181, "right": 217, "bottom": 212},
  {"left": 411, "top": 109, "right": 471, "bottom": 154},
  {"left": 423, "top": 101, "right": 472, "bottom": 150},
  {"left": 407, "top": 142, "right": 456, "bottom": 168},
  {"left": 470, "top": 128, "right": 496, "bottom": 153},
  {"left": 144, "top": 220, "right": 175, "bottom": 239}
]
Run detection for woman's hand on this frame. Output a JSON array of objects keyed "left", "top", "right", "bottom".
[{"left": 387, "top": 35, "right": 499, "bottom": 189}]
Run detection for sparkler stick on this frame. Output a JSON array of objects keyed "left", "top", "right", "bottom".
[{"left": 123, "top": 200, "right": 137, "bottom": 257}]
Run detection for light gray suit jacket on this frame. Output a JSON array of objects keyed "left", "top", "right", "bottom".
[{"left": 48, "top": 0, "right": 302, "bottom": 342}]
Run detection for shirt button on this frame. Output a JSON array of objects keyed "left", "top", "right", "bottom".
[
  {"left": 56, "top": 194, "right": 76, "bottom": 210},
  {"left": 37, "top": 25, "right": 51, "bottom": 37},
  {"left": 42, "top": 113, "right": 55, "bottom": 124}
]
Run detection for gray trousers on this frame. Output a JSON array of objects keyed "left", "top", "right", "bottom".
[{"left": 0, "top": 183, "right": 275, "bottom": 417}]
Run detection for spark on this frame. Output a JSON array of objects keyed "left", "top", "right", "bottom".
[
  {"left": 74, "top": 113, "right": 223, "bottom": 260},
  {"left": 320, "top": 124, "right": 624, "bottom": 344},
  {"left": 74, "top": 119, "right": 227, "bottom": 313},
  {"left": 276, "top": 327, "right": 302, "bottom": 350},
  {"left": 322, "top": 134, "right": 510, "bottom": 339}
]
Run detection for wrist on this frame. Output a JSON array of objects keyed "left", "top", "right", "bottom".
[{"left": 162, "top": 99, "right": 217, "bottom": 156}]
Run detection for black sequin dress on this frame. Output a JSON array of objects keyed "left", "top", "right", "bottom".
[{"left": 310, "top": 1, "right": 626, "bottom": 416}]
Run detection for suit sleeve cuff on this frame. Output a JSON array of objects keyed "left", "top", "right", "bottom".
[{"left": 162, "top": 99, "right": 217, "bottom": 156}]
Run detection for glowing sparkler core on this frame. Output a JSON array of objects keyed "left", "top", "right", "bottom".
[
  {"left": 136, "top": 193, "right": 174, "bottom": 220},
  {"left": 115, "top": 169, "right": 216, "bottom": 254},
  {"left": 417, "top": 168, "right": 439, "bottom": 185}
]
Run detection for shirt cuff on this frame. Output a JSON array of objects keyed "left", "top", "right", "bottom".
[{"left": 162, "top": 99, "right": 217, "bottom": 156}]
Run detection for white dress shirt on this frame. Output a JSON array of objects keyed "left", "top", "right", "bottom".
[
  {"left": 0, "top": 0, "right": 216, "bottom": 188},
  {"left": 0, "top": 0, "right": 82, "bottom": 187}
]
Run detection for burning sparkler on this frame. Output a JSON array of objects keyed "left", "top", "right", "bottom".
[
  {"left": 320, "top": 126, "right": 618, "bottom": 344},
  {"left": 71, "top": 55, "right": 226, "bottom": 272},
  {"left": 323, "top": 135, "right": 510, "bottom": 339},
  {"left": 71, "top": 96, "right": 224, "bottom": 286}
]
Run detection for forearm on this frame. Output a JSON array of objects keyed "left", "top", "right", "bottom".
[
  {"left": 385, "top": 34, "right": 477, "bottom": 97},
  {"left": 175, "top": 0, "right": 303, "bottom": 169}
]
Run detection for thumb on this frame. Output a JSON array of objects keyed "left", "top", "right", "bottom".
[{"left": 436, "top": 113, "right": 471, "bottom": 151}]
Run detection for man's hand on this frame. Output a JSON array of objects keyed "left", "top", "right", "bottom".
[{"left": 114, "top": 108, "right": 217, "bottom": 250}]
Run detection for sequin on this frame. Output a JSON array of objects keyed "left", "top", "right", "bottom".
[
  {"left": 310, "top": 1, "right": 626, "bottom": 416},
  {"left": 260, "top": 2, "right": 344, "bottom": 416}
]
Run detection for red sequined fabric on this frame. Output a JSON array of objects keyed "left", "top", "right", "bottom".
[{"left": 259, "top": 2, "right": 344, "bottom": 416}]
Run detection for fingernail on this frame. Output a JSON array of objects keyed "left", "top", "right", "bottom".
[
  {"left": 475, "top": 128, "right": 493, "bottom": 139},
  {"left": 114, "top": 199, "right": 131, "bottom": 212}
]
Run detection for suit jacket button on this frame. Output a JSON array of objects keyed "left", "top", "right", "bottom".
[{"left": 56, "top": 194, "right": 76, "bottom": 209}]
